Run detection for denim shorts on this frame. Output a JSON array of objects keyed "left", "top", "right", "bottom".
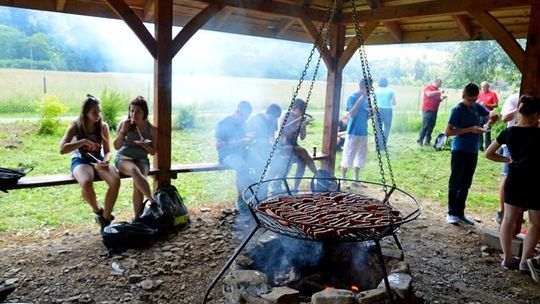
[
  {"left": 501, "top": 145, "right": 510, "bottom": 176},
  {"left": 70, "top": 156, "right": 102, "bottom": 173}
]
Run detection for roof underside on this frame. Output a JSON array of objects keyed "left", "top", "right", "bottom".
[{"left": 0, "top": 0, "right": 534, "bottom": 45}]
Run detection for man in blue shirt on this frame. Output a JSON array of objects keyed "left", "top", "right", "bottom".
[
  {"left": 374, "top": 77, "right": 396, "bottom": 150},
  {"left": 444, "top": 83, "right": 497, "bottom": 225},
  {"left": 341, "top": 79, "right": 371, "bottom": 185}
]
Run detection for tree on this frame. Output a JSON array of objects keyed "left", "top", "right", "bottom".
[{"left": 444, "top": 41, "right": 522, "bottom": 89}]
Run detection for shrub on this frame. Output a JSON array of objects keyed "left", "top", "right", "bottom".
[
  {"left": 36, "top": 94, "right": 68, "bottom": 135},
  {"left": 174, "top": 105, "right": 198, "bottom": 130},
  {"left": 100, "top": 88, "right": 126, "bottom": 130}
]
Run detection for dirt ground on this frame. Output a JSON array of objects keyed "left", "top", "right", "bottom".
[{"left": 1, "top": 202, "right": 539, "bottom": 304}]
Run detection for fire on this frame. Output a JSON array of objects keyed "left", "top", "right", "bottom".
[
  {"left": 351, "top": 285, "right": 360, "bottom": 293},
  {"left": 324, "top": 285, "right": 334, "bottom": 290}
]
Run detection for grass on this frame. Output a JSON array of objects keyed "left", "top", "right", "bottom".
[
  {"left": 0, "top": 113, "right": 503, "bottom": 242},
  {"left": 0, "top": 68, "right": 510, "bottom": 242}
]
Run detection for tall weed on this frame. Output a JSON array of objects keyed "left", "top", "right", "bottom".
[
  {"left": 100, "top": 88, "right": 126, "bottom": 130},
  {"left": 36, "top": 94, "right": 67, "bottom": 135}
]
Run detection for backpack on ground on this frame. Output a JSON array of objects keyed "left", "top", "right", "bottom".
[
  {"left": 135, "top": 185, "right": 189, "bottom": 235},
  {"left": 433, "top": 132, "right": 449, "bottom": 151},
  {"left": 0, "top": 167, "right": 32, "bottom": 193},
  {"left": 102, "top": 221, "right": 156, "bottom": 254}
]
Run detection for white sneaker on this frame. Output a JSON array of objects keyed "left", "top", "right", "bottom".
[{"left": 446, "top": 214, "right": 459, "bottom": 224}]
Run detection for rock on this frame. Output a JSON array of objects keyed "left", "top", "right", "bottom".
[
  {"left": 356, "top": 288, "right": 388, "bottom": 304},
  {"left": 260, "top": 286, "right": 300, "bottom": 304},
  {"left": 140, "top": 279, "right": 154, "bottom": 290},
  {"left": 377, "top": 273, "right": 412, "bottom": 300},
  {"left": 312, "top": 288, "right": 355, "bottom": 304}
]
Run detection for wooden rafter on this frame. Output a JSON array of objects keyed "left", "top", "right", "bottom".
[
  {"left": 338, "top": 21, "right": 378, "bottom": 70},
  {"left": 365, "top": 0, "right": 402, "bottom": 42},
  {"left": 299, "top": 17, "right": 335, "bottom": 71},
  {"left": 56, "top": 0, "right": 66, "bottom": 11},
  {"left": 172, "top": 3, "right": 224, "bottom": 58},
  {"left": 342, "top": 0, "right": 540, "bottom": 23},
  {"left": 212, "top": 6, "right": 233, "bottom": 29},
  {"left": 202, "top": 0, "right": 327, "bottom": 21},
  {"left": 105, "top": 0, "right": 157, "bottom": 59},
  {"left": 274, "top": 18, "right": 296, "bottom": 37},
  {"left": 468, "top": 10, "right": 525, "bottom": 72},
  {"left": 452, "top": 14, "right": 473, "bottom": 40},
  {"left": 143, "top": 0, "right": 155, "bottom": 22},
  {"left": 520, "top": 5, "right": 540, "bottom": 95}
]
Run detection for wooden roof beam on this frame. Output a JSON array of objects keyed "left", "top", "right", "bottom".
[
  {"left": 273, "top": 18, "right": 296, "bottom": 37},
  {"left": 338, "top": 21, "right": 378, "bottom": 70},
  {"left": 452, "top": 14, "right": 473, "bottom": 40},
  {"left": 468, "top": 10, "right": 525, "bottom": 72},
  {"left": 172, "top": 3, "right": 224, "bottom": 58},
  {"left": 201, "top": 0, "right": 327, "bottom": 22},
  {"left": 365, "top": 0, "right": 402, "bottom": 42},
  {"left": 212, "top": 7, "right": 233, "bottom": 29},
  {"left": 55, "top": 0, "right": 66, "bottom": 12},
  {"left": 105, "top": 0, "right": 157, "bottom": 59},
  {"left": 520, "top": 5, "right": 540, "bottom": 95},
  {"left": 342, "top": 0, "right": 540, "bottom": 23},
  {"left": 143, "top": 0, "right": 155, "bottom": 22},
  {"left": 299, "top": 17, "right": 335, "bottom": 71}
]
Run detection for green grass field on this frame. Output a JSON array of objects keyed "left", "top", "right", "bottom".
[{"left": 0, "top": 68, "right": 509, "bottom": 243}]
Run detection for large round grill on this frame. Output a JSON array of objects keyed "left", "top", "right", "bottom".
[{"left": 244, "top": 177, "right": 420, "bottom": 242}]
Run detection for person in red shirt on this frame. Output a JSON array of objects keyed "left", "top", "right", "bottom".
[
  {"left": 477, "top": 81, "right": 499, "bottom": 150},
  {"left": 417, "top": 78, "right": 446, "bottom": 146}
]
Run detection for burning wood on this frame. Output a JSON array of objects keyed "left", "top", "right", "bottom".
[{"left": 257, "top": 192, "right": 403, "bottom": 239}]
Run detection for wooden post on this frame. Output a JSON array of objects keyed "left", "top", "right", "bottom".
[
  {"left": 520, "top": 5, "right": 540, "bottom": 96},
  {"left": 321, "top": 22, "right": 345, "bottom": 174},
  {"left": 153, "top": 0, "right": 173, "bottom": 187}
]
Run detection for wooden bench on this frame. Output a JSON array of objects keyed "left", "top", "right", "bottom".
[{"left": 7, "top": 154, "right": 328, "bottom": 190}]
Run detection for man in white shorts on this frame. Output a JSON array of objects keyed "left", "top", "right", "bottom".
[{"left": 341, "top": 79, "right": 371, "bottom": 185}]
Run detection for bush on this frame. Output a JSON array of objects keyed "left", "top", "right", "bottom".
[
  {"left": 100, "top": 88, "right": 126, "bottom": 130},
  {"left": 174, "top": 105, "right": 197, "bottom": 130},
  {"left": 36, "top": 94, "right": 68, "bottom": 135}
]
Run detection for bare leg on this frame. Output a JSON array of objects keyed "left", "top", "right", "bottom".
[
  {"left": 95, "top": 165, "right": 120, "bottom": 219},
  {"left": 118, "top": 160, "right": 154, "bottom": 219},
  {"left": 132, "top": 187, "right": 145, "bottom": 219},
  {"left": 72, "top": 164, "right": 100, "bottom": 213},
  {"left": 353, "top": 167, "right": 360, "bottom": 181},
  {"left": 521, "top": 209, "right": 540, "bottom": 265},
  {"left": 498, "top": 176, "right": 506, "bottom": 216},
  {"left": 500, "top": 204, "right": 523, "bottom": 263},
  {"left": 295, "top": 146, "right": 317, "bottom": 175},
  {"left": 341, "top": 167, "right": 348, "bottom": 179},
  {"left": 293, "top": 162, "right": 306, "bottom": 190}
]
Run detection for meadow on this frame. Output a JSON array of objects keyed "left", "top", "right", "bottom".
[{"left": 0, "top": 68, "right": 511, "bottom": 241}]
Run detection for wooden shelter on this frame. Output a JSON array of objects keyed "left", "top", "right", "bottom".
[{"left": 1, "top": 0, "right": 539, "bottom": 187}]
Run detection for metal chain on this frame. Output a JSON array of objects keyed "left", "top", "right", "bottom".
[
  {"left": 250, "top": 0, "right": 338, "bottom": 202},
  {"left": 350, "top": 0, "right": 396, "bottom": 194}
]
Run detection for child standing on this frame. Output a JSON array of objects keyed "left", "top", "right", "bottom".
[
  {"left": 485, "top": 95, "right": 540, "bottom": 281},
  {"left": 444, "top": 83, "right": 497, "bottom": 225}
]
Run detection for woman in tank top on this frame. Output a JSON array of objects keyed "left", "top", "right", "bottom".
[
  {"left": 60, "top": 94, "right": 120, "bottom": 230},
  {"left": 114, "top": 96, "right": 158, "bottom": 219}
]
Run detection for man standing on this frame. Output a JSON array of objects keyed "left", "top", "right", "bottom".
[
  {"left": 374, "top": 77, "right": 396, "bottom": 150},
  {"left": 418, "top": 78, "right": 445, "bottom": 146},
  {"left": 444, "top": 83, "right": 497, "bottom": 225},
  {"left": 477, "top": 81, "right": 499, "bottom": 150},
  {"left": 341, "top": 79, "right": 371, "bottom": 186}
]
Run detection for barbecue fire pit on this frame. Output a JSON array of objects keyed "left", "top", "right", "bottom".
[{"left": 202, "top": 176, "right": 420, "bottom": 303}]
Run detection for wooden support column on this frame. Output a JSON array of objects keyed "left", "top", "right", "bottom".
[
  {"left": 520, "top": 5, "right": 540, "bottom": 96},
  {"left": 321, "top": 22, "right": 345, "bottom": 173},
  {"left": 153, "top": 0, "right": 173, "bottom": 187}
]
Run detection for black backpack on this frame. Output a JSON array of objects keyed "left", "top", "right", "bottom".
[
  {"left": 102, "top": 221, "right": 156, "bottom": 254},
  {"left": 0, "top": 167, "right": 32, "bottom": 193},
  {"left": 135, "top": 185, "right": 189, "bottom": 235}
]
